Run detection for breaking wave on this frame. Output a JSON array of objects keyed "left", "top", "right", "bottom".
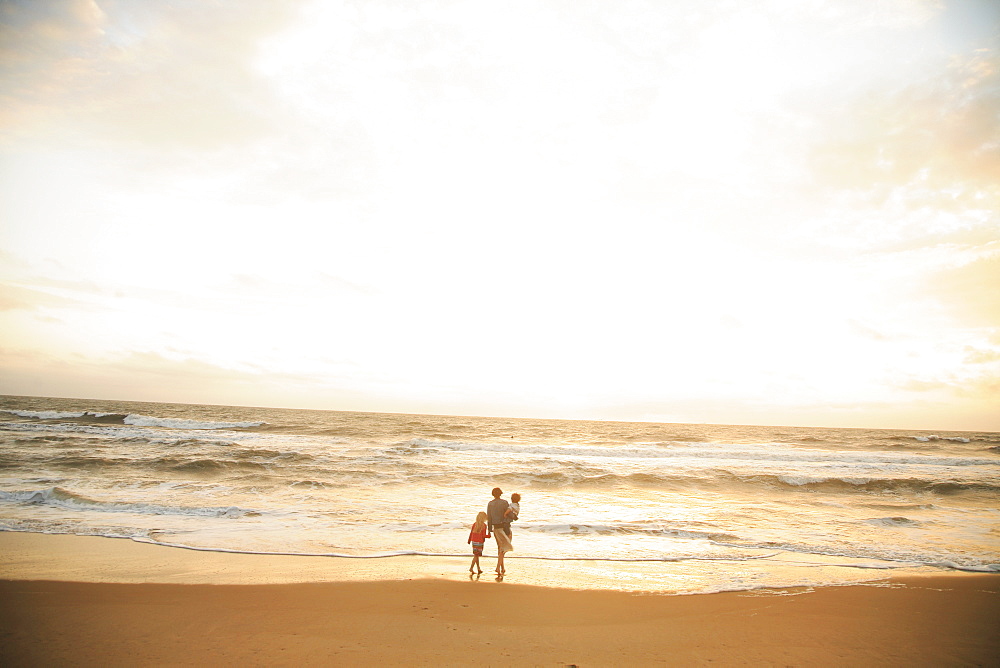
[
  {"left": 912, "top": 435, "right": 971, "bottom": 443},
  {"left": 0, "top": 486, "right": 253, "bottom": 518},
  {"left": 400, "top": 437, "right": 997, "bottom": 468},
  {"left": 512, "top": 469, "right": 1000, "bottom": 495},
  {"left": 1, "top": 409, "right": 264, "bottom": 430}
]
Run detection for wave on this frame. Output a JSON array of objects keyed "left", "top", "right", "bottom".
[
  {"left": 886, "top": 434, "right": 981, "bottom": 445},
  {"left": 152, "top": 457, "right": 270, "bottom": 474},
  {"left": 0, "top": 452, "right": 293, "bottom": 476},
  {"left": 864, "top": 516, "right": 922, "bottom": 527},
  {"left": 503, "top": 469, "right": 1000, "bottom": 496},
  {"left": 401, "top": 437, "right": 999, "bottom": 468},
  {"left": 1, "top": 409, "right": 264, "bottom": 430},
  {"left": 533, "top": 522, "right": 742, "bottom": 543},
  {"left": 1, "top": 409, "right": 130, "bottom": 423},
  {"left": 119, "top": 535, "right": 1000, "bottom": 574},
  {"left": 860, "top": 502, "right": 936, "bottom": 511},
  {"left": 131, "top": 534, "right": 782, "bottom": 563},
  {"left": 3, "top": 410, "right": 93, "bottom": 420},
  {"left": 270, "top": 463, "right": 1000, "bottom": 497},
  {"left": 0, "top": 486, "right": 255, "bottom": 518},
  {"left": 531, "top": 517, "right": 940, "bottom": 541},
  {"left": 733, "top": 473, "right": 1000, "bottom": 495},
  {"left": 911, "top": 435, "right": 971, "bottom": 444},
  {"left": 124, "top": 414, "right": 265, "bottom": 430}
]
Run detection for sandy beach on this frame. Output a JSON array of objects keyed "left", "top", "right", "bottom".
[{"left": 2, "top": 533, "right": 998, "bottom": 666}]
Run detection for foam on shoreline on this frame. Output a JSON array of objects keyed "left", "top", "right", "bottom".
[{"left": 0, "top": 530, "right": 984, "bottom": 594}]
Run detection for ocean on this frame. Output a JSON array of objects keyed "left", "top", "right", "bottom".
[{"left": 2, "top": 395, "right": 998, "bottom": 592}]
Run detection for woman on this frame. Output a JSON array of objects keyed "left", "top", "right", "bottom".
[{"left": 486, "top": 487, "right": 512, "bottom": 574}]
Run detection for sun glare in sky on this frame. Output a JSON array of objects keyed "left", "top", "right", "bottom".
[{"left": 1, "top": 0, "right": 998, "bottom": 430}]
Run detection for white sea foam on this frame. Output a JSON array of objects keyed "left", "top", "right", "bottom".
[
  {"left": 2, "top": 397, "right": 997, "bottom": 592},
  {"left": 0, "top": 487, "right": 250, "bottom": 518},
  {"left": 131, "top": 539, "right": 775, "bottom": 562},
  {"left": 123, "top": 414, "right": 264, "bottom": 430},
  {"left": 928, "top": 560, "right": 1000, "bottom": 572},
  {"left": 0, "top": 408, "right": 264, "bottom": 431},
  {"left": 404, "top": 437, "right": 995, "bottom": 467}
]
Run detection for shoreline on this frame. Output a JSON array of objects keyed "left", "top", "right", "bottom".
[
  {"left": 0, "top": 530, "right": 969, "bottom": 592},
  {"left": 2, "top": 532, "right": 998, "bottom": 665}
]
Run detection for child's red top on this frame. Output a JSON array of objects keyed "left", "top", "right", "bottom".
[{"left": 468, "top": 523, "right": 488, "bottom": 543}]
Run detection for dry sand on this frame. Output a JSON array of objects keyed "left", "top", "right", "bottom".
[{"left": 1, "top": 533, "right": 997, "bottom": 666}]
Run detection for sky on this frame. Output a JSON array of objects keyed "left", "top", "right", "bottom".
[{"left": 1, "top": 0, "right": 998, "bottom": 431}]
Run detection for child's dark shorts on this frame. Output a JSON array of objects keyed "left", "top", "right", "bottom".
[{"left": 471, "top": 542, "right": 484, "bottom": 556}]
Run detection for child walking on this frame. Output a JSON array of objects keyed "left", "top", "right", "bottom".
[{"left": 467, "top": 511, "right": 489, "bottom": 574}]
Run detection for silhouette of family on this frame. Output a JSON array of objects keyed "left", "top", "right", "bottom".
[{"left": 467, "top": 487, "right": 521, "bottom": 577}]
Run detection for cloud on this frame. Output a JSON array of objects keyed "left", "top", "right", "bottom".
[
  {"left": 0, "top": 0, "right": 303, "bottom": 149},
  {"left": 0, "top": 0, "right": 106, "bottom": 69},
  {"left": 849, "top": 319, "right": 894, "bottom": 342},
  {"left": 889, "top": 359, "right": 1000, "bottom": 415},
  {"left": 809, "top": 47, "right": 1000, "bottom": 208},
  {"left": 927, "top": 250, "right": 1000, "bottom": 327},
  {"left": 1, "top": 0, "right": 106, "bottom": 133},
  {"left": 0, "top": 345, "right": 355, "bottom": 408},
  {"left": 964, "top": 346, "right": 1000, "bottom": 364},
  {"left": 956, "top": 372, "right": 1000, "bottom": 401},
  {"left": 939, "top": 0, "right": 1000, "bottom": 50},
  {"left": 2, "top": 0, "right": 998, "bottom": 431},
  {"left": 0, "top": 283, "right": 80, "bottom": 311},
  {"left": 896, "top": 377, "right": 955, "bottom": 393}
]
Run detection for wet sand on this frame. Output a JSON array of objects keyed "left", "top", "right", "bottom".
[{"left": 1, "top": 533, "right": 997, "bottom": 666}]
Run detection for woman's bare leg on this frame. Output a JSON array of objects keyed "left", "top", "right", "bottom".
[{"left": 497, "top": 529, "right": 509, "bottom": 573}]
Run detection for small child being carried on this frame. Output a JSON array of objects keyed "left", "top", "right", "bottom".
[{"left": 503, "top": 493, "right": 521, "bottom": 537}]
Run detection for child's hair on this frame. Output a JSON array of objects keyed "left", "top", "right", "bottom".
[
  {"left": 511, "top": 493, "right": 521, "bottom": 503},
  {"left": 474, "top": 511, "right": 487, "bottom": 529}
]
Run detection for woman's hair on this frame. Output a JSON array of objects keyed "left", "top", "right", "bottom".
[
  {"left": 511, "top": 493, "right": 521, "bottom": 502},
  {"left": 474, "top": 511, "right": 487, "bottom": 528}
]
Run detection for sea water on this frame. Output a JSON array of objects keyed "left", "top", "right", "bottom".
[{"left": 2, "top": 395, "right": 998, "bottom": 592}]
